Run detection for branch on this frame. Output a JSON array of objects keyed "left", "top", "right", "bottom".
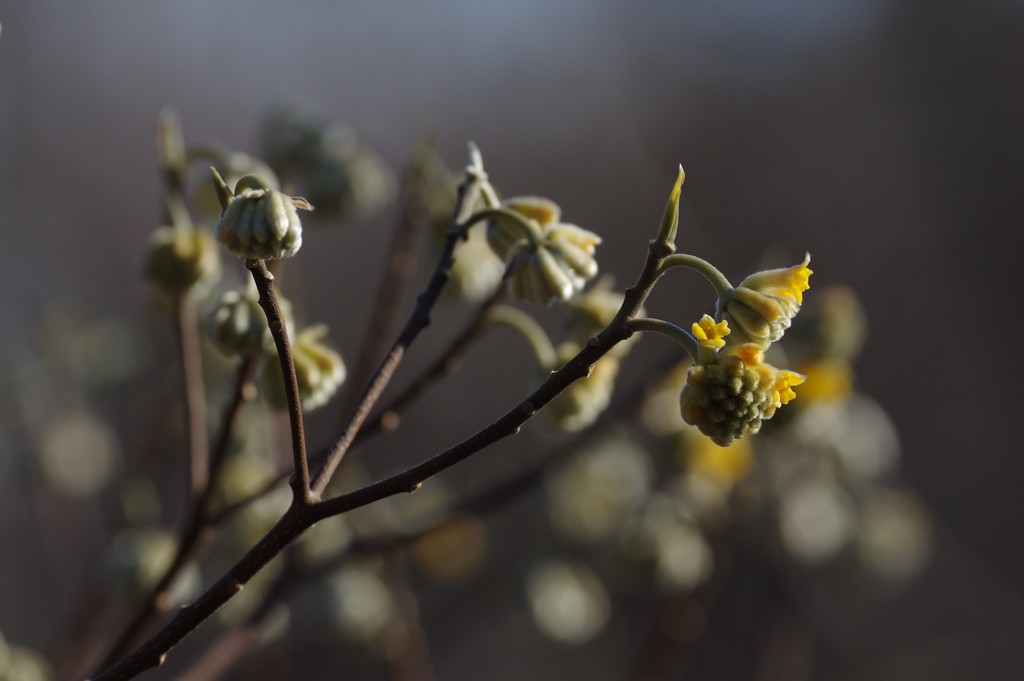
[
  {"left": 93, "top": 356, "right": 259, "bottom": 672},
  {"left": 92, "top": 210, "right": 676, "bottom": 681},
  {"left": 309, "top": 152, "right": 489, "bottom": 498},
  {"left": 246, "top": 258, "right": 313, "bottom": 505},
  {"left": 176, "top": 295, "right": 209, "bottom": 498}
]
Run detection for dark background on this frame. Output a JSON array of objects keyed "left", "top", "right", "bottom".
[{"left": 1, "top": 0, "right": 1023, "bottom": 679}]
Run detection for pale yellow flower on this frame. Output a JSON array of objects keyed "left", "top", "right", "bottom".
[{"left": 720, "top": 254, "right": 812, "bottom": 346}]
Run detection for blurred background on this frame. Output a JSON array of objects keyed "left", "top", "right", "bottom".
[{"left": 2, "top": 0, "right": 1024, "bottom": 679}]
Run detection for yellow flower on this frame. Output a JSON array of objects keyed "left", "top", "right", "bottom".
[
  {"left": 720, "top": 254, "right": 812, "bottom": 346},
  {"left": 691, "top": 314, "right": 730, "bottom": 349},
  {"left": 792, "top": 359, "right": 853, "bottom": 402},
  {"left": 679, "top": 342, "right": 805, "bottom": 446},
  {"left": 684, "top": 429, "right": 753, "bottom": 489}
]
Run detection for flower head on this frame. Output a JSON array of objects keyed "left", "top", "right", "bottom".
[
  {"left": 489, "top": 197, "right": 602, "bottom": 305},
  {"left": 209, "top": 284, "right": 294, "bottom": 358},
  {"left": 215, "top": 174, "right": 312, "bottom": 260},
  {"left": 719, "top": 254, "right": 812, "bottom": 346},
  {"left": 263, "top": 325, "right": 346, "bottom": 411},
  {"left": 680, "top": 342, "right": 805, "bottom": 446}
]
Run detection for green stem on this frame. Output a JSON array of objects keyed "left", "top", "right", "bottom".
[
  {"left": 487, "top": 305, "right": 558, "bottom": 369},
  {"left": 656, "top": 254, "right": 734, "bottom": 301},
  {"left": 626, "top": 317, "right": 699, "bottom": 361},
  {"left": 464, "top": 207, "right": 542, "bottom": 244}
]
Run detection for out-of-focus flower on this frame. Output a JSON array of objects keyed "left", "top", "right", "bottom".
[
  {"left": 215, "top": 175, "right": 311, "bottom": 260},
  {"left": 209, "top": 284, "right": 293, "bottom": 358},
  {"left": 262, "top": 325, "right": 346, "bottom": 411},
  {"left": 39, "top": 409, "right": 120, "bottom": 497},
  {"left": 545, "top": 437, "right": 652, "bottom": 543},
  {"left": 326, "top": 566, "right": 395, "bottom": 644},
  {"left": 526, "top": 560, "right": 610, "bottom": 644},
  {"left": 0, "top": 635, "right": 53, "bottom": 681},
  {"left": 99, "top": 528, "right": 198, "bottom": 599},
  {"left": 792, "top": 359, "right": 854, "bottom": 402},
  {"left": 412, "top": 514, "right": 488, "bottom": 583},
  {"left": 855, "top": 489, "right": 931, "bottom": 581},
  {"left": 719, "top": 254, "right": 812, "bottom": 346},
  {"left": 488, "top": 197, "right": 602, "bottom": 305},
  {"left": 680, "top": 341, "right": 805, "bottom": 446},
  {"left": 683, "top": 426, "right": 753, "bottom": 490},
  {"left": 262, "top": 105, "right": 395, "bottom": 220},
  {"left": 143, "top": 226, "right": 220, "bottom": 294},
  {"left": 777, "top": 475, "right": 855, "bottom": 565},
  {"left": 619, "top": 494, "right": 713, "bottom": 592},
  {"left": 789, "top": 284, "right": 866, "bottom": 361},
  {"left": 544, "top": 343, "right": 619, "bottom": 431}
]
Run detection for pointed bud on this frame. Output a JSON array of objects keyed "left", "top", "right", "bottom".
[{"left": 656, "top": 165, "right": 685, "bottom": 247}]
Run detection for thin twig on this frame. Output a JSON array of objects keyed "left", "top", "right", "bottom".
[
  {"left": 91, "top": 230, "right": 674, "bottom": 681},
  {"left": 340, "top": 148, "right": 429, "bottom": 421},
  {"left": 170, "top": 354, "right": 676, "bottom": 681},
  {"left": 246, "top": 258, "right": 313, "bottom": 505},
  {"left": 206, "top": 288, "right": 503, "bottom": 526},
  {"left": 93, "top": 356, "right": 259, "bottom": 673},
  {"left": 309, "top": 155, "right": 489, "bottom": 498},
  {"left": 176, "top": 295, "right": 209, "bottom": 498}
]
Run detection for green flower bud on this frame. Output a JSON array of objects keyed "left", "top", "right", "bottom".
[
  {"left": 262, "top": 325, "right": 346, "bottom": 411},
  {"left": 215, "top": 175, "right": 312, "bottom": 260},
  {"left": 143, "top": 226, "right": 220, "bottom": 294},
  {"left": 448, "top": 223, "right": 506, "bottom": 301},
  {"left": 544, "top": 343, "right": 619, "bottom": 431},
  {"left": 262, "top": 105, "right": 395, "bottom": 221},
  {"left": 209, "top": 284, "right": 294, "bottom": 357},
  {"left": 680, "top": 343, "right": 804, "bottom": 446}
]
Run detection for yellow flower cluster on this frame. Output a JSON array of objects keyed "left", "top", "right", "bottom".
[
  {"left": 680, "top": 255, "right": 812, "bottom": 445},
  {"left": 680, "top": 342, "right": 805, "bottom": 446}
]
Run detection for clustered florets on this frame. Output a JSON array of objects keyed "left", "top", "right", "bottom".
[
  {"left": 485, "top": 196, "right": 602, "bottom": 305},
  {"left": 680, "top": 343, "right": 805, "bottom": 446},
  {"left": 680, "top": 256, "right": 813, "bottom": 445}
]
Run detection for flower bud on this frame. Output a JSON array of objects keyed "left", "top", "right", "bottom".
[
  {"left": 506, "top": 221, "right": 602, "bottom": 305},
  {"left": 486, "top": 196, "right": 557, "bottom": 259},
  {"left": 680, "top": 343, "right": 805, "bottom": 446},
  {"left": 191, "top": 146, "right": 279, "bottom": 219},
  {"left": 143, "top": 226, "right": 220, "bottom": 294},
  {"left": 262, "top": 325, "right": 346, "bottom": 411},
  {"left": 216, "top": 175, "right": 311, "bottom": 260},
  {"left": 718, "top": 254, "right": 812, "bottom": 346},
  {"left": 209, "top": 284, "right": 294, "bottom": 357}
]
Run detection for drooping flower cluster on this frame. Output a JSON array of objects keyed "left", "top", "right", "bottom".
[
  {"left": 680, "top": 342, "right": 805, "bottom": 446},
  {"left": 485, "top": 196, "right": 602, "bottom": 305},
  {"left": 680, "top": 255, "right": 813, "bottom": 445}
]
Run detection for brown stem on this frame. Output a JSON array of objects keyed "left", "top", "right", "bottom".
[
  {"left": 341, "top": 151, "right": 428, "bottom": 421},
  {"left": 207, "top": 288, "right": 503, "bottom": 527},
  {"left": 246, "top": 258, "right": 313, "bottom": 505},
  {"left": 309, "top": 160, "right": 488, "bottom": 499},
  {"left": 92, "top": 202, "right": 676, "bottom": 681},
  {"left": 176, "top": 295, "right": 209, "bottom": 498},
  {"left": 170, "top": 352, "right": 674, "bottom": 681},
  {"left": 92, "top": 356, "right": 259, "bottom": 673}
]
